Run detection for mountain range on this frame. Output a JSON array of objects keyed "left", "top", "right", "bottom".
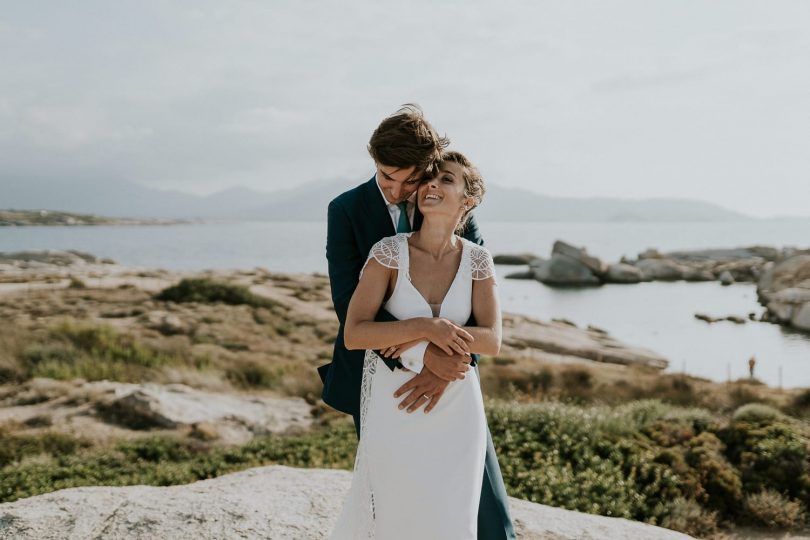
[{"left": 1, "top": 177, "right": 757, "bottom": 222}]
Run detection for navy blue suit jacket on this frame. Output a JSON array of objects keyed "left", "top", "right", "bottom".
[{"left": 319, "top": 176, "right": 484, "bottom": 417}]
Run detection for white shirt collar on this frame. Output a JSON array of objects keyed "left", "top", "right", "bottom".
[{"left": 375, "top": 172, "right": 416, "bottom": 208}]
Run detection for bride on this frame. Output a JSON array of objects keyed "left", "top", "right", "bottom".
[{"left": 329, "top": 151, "right": 501, "bottom": 539}]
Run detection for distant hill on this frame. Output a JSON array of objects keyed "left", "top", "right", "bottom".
[
  {"left": 0, "top": 209, "right": 187, "bottom": 226},
  {"left": 474, "top": 185, "right": 751, "bottom": 222},
  {"left": 0, "top": 177, "right": 753, "bottom": 222}
]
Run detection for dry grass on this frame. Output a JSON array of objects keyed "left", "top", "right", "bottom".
[
  {"left": 744, "top": 490, "right": 806, "bottom": 530},
  {"left": 0, "top": 272, "right": 336, "bottom": 400},
  {"left": 478, "top": 354, "right": 792, "bottom": 415}
]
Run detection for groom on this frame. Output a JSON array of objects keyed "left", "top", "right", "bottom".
[{"left": 318, "top": 104, "right": 515, "bottom": 540}]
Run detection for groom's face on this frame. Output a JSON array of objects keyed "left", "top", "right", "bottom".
[{"left": 375, "top": 163, "right": 423, "bottom": 205}]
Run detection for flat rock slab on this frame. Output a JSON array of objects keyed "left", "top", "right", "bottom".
[
  {"left": 0, "top": 379, "right": 313, "bottom": 445},
  {"left": 0, "top": 465, "right": 694, "bottom": 540},
  {"left": 503, "top": 314, "right": 669, "bottom": 369},
  {"left": 107, "top": 382, "right": 313, "bottom": 432}
]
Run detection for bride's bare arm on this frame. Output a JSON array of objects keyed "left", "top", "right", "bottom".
[
  {"left": 462, "top": 276, "right": 502, "bottom": 356},
  {"left": 344, "top": 259, "right": 427, "bottom": 350},
  {"left": 344, "top": 258, "right": 474, "bottom": 353}
]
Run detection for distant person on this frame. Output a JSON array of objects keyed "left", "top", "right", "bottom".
[
  {"left": 749, "top": 356, "right": 756, "bottom": 379},
  {"left": 319, "top": 105, "right": 514, "bottom": 539}
]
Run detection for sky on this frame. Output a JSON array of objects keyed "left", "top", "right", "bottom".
[{"left": 1, "top": 1, "right": 809, "bottom": 218}]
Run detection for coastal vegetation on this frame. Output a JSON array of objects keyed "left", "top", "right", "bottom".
[
  {"left": 2, "top": 399, "right": 808, "bottom": 537},
  {"left": 1, "top": 263, "right": 809, "bottom": 537}
]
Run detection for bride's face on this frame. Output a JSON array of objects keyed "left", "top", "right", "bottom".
[{"left": 417, "top": 161, "right": 472, "bottom": 222}]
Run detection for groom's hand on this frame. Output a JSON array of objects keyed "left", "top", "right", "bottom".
[
  {"left": 423, "top": 343, "right": 471, "bottom": 382},
  {"left": 394, "top": 369, "right": 450, "bottom": 413}
]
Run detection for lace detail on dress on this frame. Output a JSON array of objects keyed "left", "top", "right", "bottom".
[
  {"left": 359, "top": 235, "right": 402, "bottom": 281},
  {"left": 329, "top": 350, "right": 378, "bottom": 539},
  {"left": 468, "top": 243, "right": 497, "bottom": 281}
]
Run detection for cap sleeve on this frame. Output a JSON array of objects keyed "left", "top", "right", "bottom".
[
  {"left": 359, "top": 235, "right": 401, "bottom": 280},
  {"left": 469, "top": 244, "right": 496, "bottom": 281}
]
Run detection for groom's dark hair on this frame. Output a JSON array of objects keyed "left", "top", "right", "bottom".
[{"left": 368, "top": 104, "right": 450, "bottom": 176}]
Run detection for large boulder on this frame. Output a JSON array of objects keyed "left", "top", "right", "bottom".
[
  {"left": 505, "top": 270, "right": 536, "bottom": 280},
  {"left": 604, "top": 263, "right": 643, "bottom": 284},
  {"left": 551, "top": 241, "right": 606, "bottom": 275},
  {"left": 757, "top": 255, "right": 810, "bottom": 332},
  {"left": 493, "top": 253, "right": 537, "bottom": 265},
  {"left": 758, "top": 255, "right": 810, "bottom": 297},
  {"left": 682, "top": 268, "right": 716, "bottom": 282},
  {"left": 718, "top": 270, "right": 735, "bottom": 286},
  {"left": 533, "top": 254, "right": 601, "bottom": 286},
  {"left": 757, "top": 261, "right": 776, "bottom": 292},
  {"left": 792, "top": 303, "right": 810, "bottom": 332},
  {"left": 638, "top": 248, "right": 663, "bottom": 259},
  {"left": 634, "top": 259, "right": 690, "bottom": 281},
  {"left": 0, "top": 465, "right": 695, "bottom": 540},
  {"left": 101, "top": 383, "right": 313, "bottom": 443},
  {"left": 711, "top": 260, "right": 763, "bottom": 282},
  {"left": 663, "top": 246, "right": 779, "bottom": 262}
]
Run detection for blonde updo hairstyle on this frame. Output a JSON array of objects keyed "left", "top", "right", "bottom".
[{"left": 438, "top": 150, "right": 486, "bottom": 234}]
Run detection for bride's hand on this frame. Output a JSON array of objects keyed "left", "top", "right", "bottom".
[
  {"left": 424, "top": 318, "right": 474, "bottom": 356},
  {"left": 381, "top": 339, "right": 421, "bottom": 359}
]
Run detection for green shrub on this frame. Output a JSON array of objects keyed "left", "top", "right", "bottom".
[
  {"left": 18, "top": 322, "right": 189, "bottom": 382},
  {"left": 650, "top": 375, "right": 696, "bottom": 407},
  {"left": 744, "top": 490, "right": 806, "bottom": 530},
  {"left": 531, "top": 368, "right": 554, "bottom": 393},
  {"left": 684, "top": 432, "right": 742, "bottom": 515},
  {"left": 732, "top": 403, "right": 785, "bottom": 423},
  {"left": 560, "top": 368, "right": 592, "bottom": 390},
  {"left": 792, "top": 389, "right": 810, "bottom": 409},
  {"left": 226, "top": 361, "right": 277, "bottom": 389},
  {"left": 0, "top": 423, "right": 356, "bottom": 503},
  {"left": 721, "top": 418, "right": 810, "bottom": 501},
  {"left": 787, "top": 389, "right": 810, "bottom": 418},
  {"left": 728, "top": 385, "right": 761, "bottom": 410},
  {"left": 658, "top": 497, "right": 719, "bottom": 537},
  {"left": 0, "top": 430, "right": 90, "bottom": 468},
  {"left": 487, "top": 400, "right": 681, "bottom": 520},
  {"left": 155, "top": 279, "right": 280, "bottom": 310}
]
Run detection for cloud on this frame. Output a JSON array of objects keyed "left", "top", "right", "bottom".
[
  {"left": 589, "top": 65, "right": 719, "bottom": 95},
  {"left": 1, "top": 1, "right": 810, "bottom": 217}
]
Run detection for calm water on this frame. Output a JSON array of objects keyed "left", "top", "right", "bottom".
[{"left": 3, "top": 220, "right": 810, "bottom": 387}]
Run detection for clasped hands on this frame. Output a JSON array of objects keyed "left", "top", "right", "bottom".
[{"left": 380, "top": 317, "right": 474, "bottom": 414}]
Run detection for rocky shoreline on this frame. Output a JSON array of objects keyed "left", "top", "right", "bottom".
[
  {"left": 0, "top": 209, "right": 191, "bottom": 227},
  {"left": 499, "top": 240, "right": 810, "bottom": 333}
]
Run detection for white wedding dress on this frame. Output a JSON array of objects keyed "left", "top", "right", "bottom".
[{"left": 329, "top": 232, "right": 496, "bottom": 540}]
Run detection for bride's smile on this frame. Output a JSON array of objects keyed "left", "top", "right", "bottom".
[{"left": 417, "top": 161, "right": 472, "bottom": 221}]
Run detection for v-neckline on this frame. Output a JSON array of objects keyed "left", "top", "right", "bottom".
[{"left": 401, "top": 233, "right": 466, "bottom": 318}]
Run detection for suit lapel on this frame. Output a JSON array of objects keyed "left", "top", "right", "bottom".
[{"left": 360, "top": 175, "right": 396, "bottom": 237}]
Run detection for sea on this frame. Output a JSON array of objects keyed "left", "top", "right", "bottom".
[{"left": 2, "top": 219, "right": 809, "bottom": 388}]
